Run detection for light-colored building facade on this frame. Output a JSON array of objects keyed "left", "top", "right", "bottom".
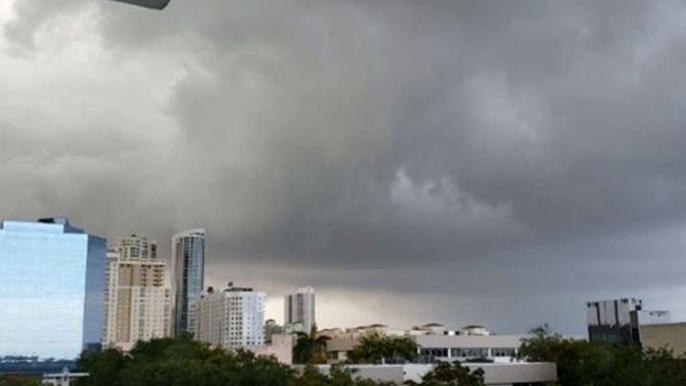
[
  {"left": 414, "top": 334, "right": 523, "bottom": 363},
  {"left": 634, "top": 310, "right": 671, "bottom": 327},
  {"left": 171, "top": 229, "right": 205, "bottom": 336},
  {"left": 640, "top": 322, "right": 686, "bottom": 356},
  {"left": 285, "top": 287, "right": 316, "bottom": 333},
  {"left": 0, "top": 218, "right": 106, "bottom": 372},
  {"left": 311, "top": 363, "right": 557, "bottom": 385},
  {"left": 103, "top": 235, "right": 171, "bottom": 351},
  {"left": 247, "top": 334, "right": 295, "bottom": 365},
  {"left": 191, "top": 285, "right": 266, "bottom": 349},
  {"left": 323, "top": 323, "right": 523, "bottom": 364}
]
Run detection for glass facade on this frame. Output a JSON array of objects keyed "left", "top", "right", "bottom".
[
  {"left": 171, "top": 229, "right": 205, "bottom": 336},
  {"left": 0, "top": 218, "right": 106, "bottom": 369}
]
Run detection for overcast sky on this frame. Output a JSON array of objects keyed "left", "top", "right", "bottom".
[{"left": 2, "top": 0, "right": 686, "bottom": 334}]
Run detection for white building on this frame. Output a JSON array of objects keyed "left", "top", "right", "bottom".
[
  {"left": 191, "top": 285, "right": 265, "bottom": 349},
  {"left": 324, "top": 324, "right": 524, "bottom": 364},
  {"left": 311, "top": 363, "right": 557, "bottom": 386},
  {"left": 634, "top": 310, "right": 671, "bottom": 326},
  {"left": 285, "top": 287, "right": 316, "bottom": 333},
  {"left": 414, "top": 334, "right": 524, "bottom": 363},
  {"left": 103, "top": 235, "right": 171, "bottom": 351}
]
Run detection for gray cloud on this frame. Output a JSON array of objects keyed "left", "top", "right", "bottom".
[{"left": 2, "top": 0, "right": 686, "bottom": 333}]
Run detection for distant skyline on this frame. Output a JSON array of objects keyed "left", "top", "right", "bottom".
[{"left": 2, "top": 0, "right": 686, "bottom": 335}]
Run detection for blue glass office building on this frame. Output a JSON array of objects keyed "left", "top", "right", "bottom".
[{"left": 0, "top": 218, "right": 106, "bottom": 373}]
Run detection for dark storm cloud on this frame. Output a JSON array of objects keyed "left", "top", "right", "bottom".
[{"left": 2, "top": 0, "right": 686, "bottom": 332}]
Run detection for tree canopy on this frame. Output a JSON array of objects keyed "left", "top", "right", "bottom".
[
  {"left": 348, "top": 334, "right": 418, "bottom": 364},
  {"left": 519, "top": 325, "right": 686, "bottom": 386},
  {"left": 406, "top": 361, "right": 485, "bottom": 386},
  {"left": 74, "top": 337, "right": 398, "bottom": 386},
  {"left": 0, "top": 376, "right": 41, "bottom": 386},
  {"left": 73, "top": 337, "right": 492, "bottom": 386},
  {"left": 294, "top": 325, "right": 330, "bottom": 364},
  {"left": 76, "top": 337, "right": 295, "bottom": 386}
]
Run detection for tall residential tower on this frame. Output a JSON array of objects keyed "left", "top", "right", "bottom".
[
  {"left": 171, "top": 229, "right": 205, "bottom": 336},
  {"left": 285, "top": 287, "right": 316, "bottom": 333},
  {"left": 103, "top": 235, "right": 171, "bottom": 351}
]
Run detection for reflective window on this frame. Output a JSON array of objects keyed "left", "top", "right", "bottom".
[
  {"left": 0, "top": 220, "right": 106, "bottom": 363},
  {"left": 172, "top": 231, "right": 205, "bottom": 335}
]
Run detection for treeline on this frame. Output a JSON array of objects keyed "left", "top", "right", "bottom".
[
  {"left": 0, "top": 376, "right": 40, "bottom": 386},
  {"left": 519, "top": 325, "right": 686, "bottom": 386},
  {"left": 70, "top": 337, "right": 484, "bottom": 386}
]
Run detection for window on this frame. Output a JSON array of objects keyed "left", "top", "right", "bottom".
[
  {"left": 420, "top": 348, "right": 448, "bottom": 358},
  {"left": 451, "top": 348, "right": 489, "bottom": 358},
  {"left": 492, "top": 348, "right": 516, "bottom": 357}
]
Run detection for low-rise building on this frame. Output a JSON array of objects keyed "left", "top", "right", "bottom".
[
  {"left": 640, "top": 322, "right": 686, "bottom": 357},
  {"left": 309, "top": 363, "right": 557, "bottom": 385},
  {"left": 415, "top": 334, "right": 523, "bottom": 363},
  {"left": 587, "top": 298, "right": 643, "bottom": 345},
  {"left": 247, "top": 334, "right": 295, "bottom": 364},
  {"left": 323, "top": 323, "right": 523, "bottom": 364},
  {"left": 587, "top": 298, "right": 671, "bottom": 346}
]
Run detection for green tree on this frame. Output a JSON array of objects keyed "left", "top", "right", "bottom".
[
  {"left": 518, "top": 325, "right": 686, "bottom": 386},
  {"left": 405, "top": 361, "right": 484, "bottom": 386},
  {"left": 293, "top": 364, "right": 331, "bottom": 386},
  {"left": 76, "top": 337, "right": 294, "bottom": 386},
  {"left": 0, "top": 376, "right": 41, "bottom": 386},
  {"left": 294, "top": 325, "right": 330, "bottom": 364},
  {"left": 518, "top": 324, "right": 611, "bottom": 386},
  {"left": 74, "top": 336, "right": 413, "bottom": 386},
  {"left": 349, "top": 334, "right": 418, "bottom": 364},
  {"left": 293, "top": 365, "right": 397, "bottom": 386}
]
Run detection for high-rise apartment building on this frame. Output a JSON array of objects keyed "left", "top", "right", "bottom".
[
  {"left": 171, "top": 229, "right": 205, "bottom": 336},
  {"left": 103, "top": 235, "right": 171, "bottom": 351},
  {"left": 285, "top": 287, "right": 316, "bottom": 333},
  {"left": 191, "top": 285, "right": 265, "bottom": 349},
  {"left": 0, "top": 218, "right": 106, "bottom": 372}
]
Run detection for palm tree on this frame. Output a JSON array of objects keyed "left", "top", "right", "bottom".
[{"left": 293, "top": 324, "right": 330, "bottom": 364}]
